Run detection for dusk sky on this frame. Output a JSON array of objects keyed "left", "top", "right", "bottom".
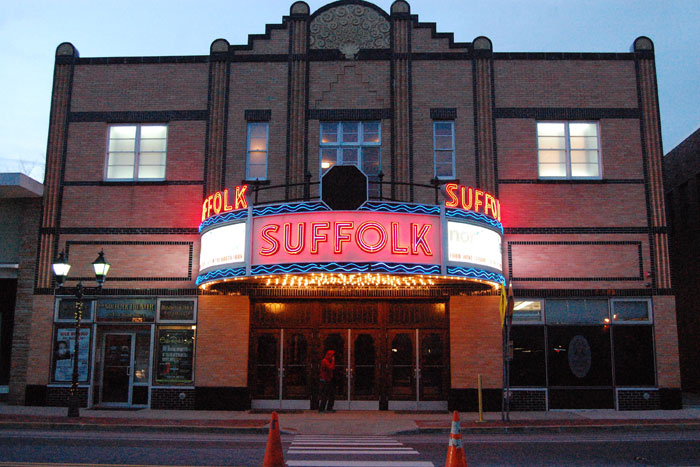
[{"left": 1, "top": 0, "right": 698, "bottom": 183}]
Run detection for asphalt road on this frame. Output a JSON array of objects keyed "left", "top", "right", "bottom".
[{"left": 0, "top": 428, "right": 699, "bottom": 466}]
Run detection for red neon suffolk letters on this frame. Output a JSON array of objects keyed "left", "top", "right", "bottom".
[{"left": 444, "top": 183, "right": 501, "bottom": 222}]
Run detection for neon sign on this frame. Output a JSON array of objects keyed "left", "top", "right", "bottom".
[
  {"left": 444, "top": 183, "right": 501, "bottom": 222},
  {"left": 201, "top": 185, "right": 248, "bottom": 222},
  {"left": 252, "top": 212, "right": 440, "bottom": 266}
]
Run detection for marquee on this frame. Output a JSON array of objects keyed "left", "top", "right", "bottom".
[{"left": 197, "top": 185, "right": 504, "bottom": 287}]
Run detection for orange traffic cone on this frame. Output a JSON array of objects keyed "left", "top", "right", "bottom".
[
  {"left": 445, "top": 410, "right": 467, "bottom": 467},
  {"left": 262, "top": 411, "right": 285, "bottom": 467}
]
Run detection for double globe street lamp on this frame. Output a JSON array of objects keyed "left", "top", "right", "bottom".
[{"left": 52, "top": 249, "right": 110, "bottom": 418}]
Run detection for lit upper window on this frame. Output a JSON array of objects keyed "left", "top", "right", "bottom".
[
  {"left": 246, "top": 122, "right": 269, "bottom": 180},
  {"left": 107, "top": 124, "right": 167, "bottom": 180},
  {"left": 320, "top": 121, "right": 381, "bottom": 196},
  {"left": 537, "top": 122, "right": 600, "bottom": 179}
]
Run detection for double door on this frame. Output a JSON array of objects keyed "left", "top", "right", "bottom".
[{"left": 250, "top": 327, "right": 448, "bottom": 410}]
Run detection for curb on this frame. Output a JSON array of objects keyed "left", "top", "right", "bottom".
[
  {"left": 395, "top": 422, "right": 700, "bottom": 436},
  {"left": 0, "top": 421, "right": 279, "bottom": 435}
]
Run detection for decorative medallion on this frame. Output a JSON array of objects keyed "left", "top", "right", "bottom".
[
  {"left": 568, "top": 335, "right": 592, "bottom": 378},
  {"left": 310, "top": 5, "right": 390, "bottom": 59}
]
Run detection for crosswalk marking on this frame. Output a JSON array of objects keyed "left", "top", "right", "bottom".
[{"left": 286, "top": 434, "right": 435, "bottom": 467}]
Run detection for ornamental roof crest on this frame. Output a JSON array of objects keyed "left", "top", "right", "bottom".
[{"left": 310, "top": 4, "right": 390, "bottom": 59}]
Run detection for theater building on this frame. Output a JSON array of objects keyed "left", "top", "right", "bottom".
[{"left": 9, "top": 0, "right": 681, "bottom": 411}]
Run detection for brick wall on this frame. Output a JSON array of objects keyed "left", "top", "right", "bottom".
[
  {"left": 151, "top": 387, "right": 195, "bottom": 410},
  {"left": 196, "top": 295, "right": 250, "bottom": 387},
  {"left": 71, "top": 63, "right": 209, "bottom": 112},
  {"left": 7, "top": 198, "right": 41, "bottom": 404},
  {"left": 494, "top": 60, "right": 638, "bottom": 108},
  {"left": 450, "top": 295, "right": 502, "bottom": 389},
  {"left": 653, "top": 295, "right": 681, "bottom": 388},
  {"left": 617, "top": 389, "right": 660, "bottom": 410}
]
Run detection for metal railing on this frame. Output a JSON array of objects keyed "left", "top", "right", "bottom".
[{"left": 246, "top": 172, "right": 450, "bottom": 206}]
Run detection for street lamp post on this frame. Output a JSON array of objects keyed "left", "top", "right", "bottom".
[{"left": 52, "top": 249, "right": 110, "bottom": 418}]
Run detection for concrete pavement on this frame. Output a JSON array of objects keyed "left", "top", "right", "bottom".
[{"left": 1, "top": 402, "right": 700, "bottom": 435}]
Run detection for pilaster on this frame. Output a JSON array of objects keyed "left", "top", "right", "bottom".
[
  {"left": 634, "top": 37, "right": 671, "bottom": 290},
  {"left": 286, "top": 2, "right": 310, "bottom": 201},
  {"left": 391, "top": 1, "right": 412, "bottom": 201},
  {"left": 204, "top": 39, "right": 230, "bottom": 195},
  {"left": 473, "top": 37, "right": 496, "bottom": 194}
]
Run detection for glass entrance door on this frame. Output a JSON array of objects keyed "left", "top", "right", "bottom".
[
  {"left": 251, "top": 329, "right": 312, "bottom": 409},
  {"left": 320, "top": 329, "right": 380, "bottom": 410},
  {"left": 100, "top": 333, "right": 135, "bottom": 405},
  {"left": 388, "top": 329, "right": 448, "bottom": 410}
]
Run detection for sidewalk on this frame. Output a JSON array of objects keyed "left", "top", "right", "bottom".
[{"left": 1, "top": 404, "right": 700, "bottom": 435}]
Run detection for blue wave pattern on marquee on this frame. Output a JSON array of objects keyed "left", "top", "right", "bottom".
[
  {"left": 359, "top": 202, "right": 440, "bottom": 215},
  {"left": 199, "top": 209, "right": 248, "bottom": 233},
  {"left": 445, "top": 208, "right": 503, "bottom": 233},
  {"left": 446, "top": 266, "right": 505, "bottom": 284},
  {"left": 253, "top": 202, "right": 329, "bottom": 217},
  {"left": 251, "top": 262, "right": 441, "bottom": 275},
  {"left": 196, "top": 267, "right": 247, "bottom": 285}
]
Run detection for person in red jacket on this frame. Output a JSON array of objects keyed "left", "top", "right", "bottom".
[{"left": 318, "top": 350, "right": 336, "bottom": 413}]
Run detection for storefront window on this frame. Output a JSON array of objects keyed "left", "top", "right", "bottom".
[
  {"left": 611, "top": 300, "right": 651, "bottom": 323},
  {"left": 512, "top": 300, "right": 543, "bottom": 323},
  {"left": 546, "top": 299, "right": 609, "bottom": 324},
  {"left": 52, "top": 326, "right": 91, "bottom": 383},
  {"left": 510, "top": 326, "right": 546, "bottom": 386},
  {"left": 56, "top": 299, "right": 94, "bottom": 322},
  {"left": 155, "top": 327, "right": 195, "bottom": 385},
  {"left": 547, "top": 325, "right": 612, "bottom": 387},
  {"left": 612, "top": 325, "right": 655, "bottom": 386}
]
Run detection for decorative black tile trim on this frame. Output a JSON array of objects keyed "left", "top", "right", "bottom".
[
  {"left": 508, "top": 240, "right": 643, "bottom": 281},
  {"left": 245, "top": 109, "right": 272, "bottom": 121},
  {"left": 494, "top": 52, "right": 635, "bottom": 61},
  {"left": 411, "top": 52, "right": 471, "bottom": 61},
  {"left": 504, "top": 227, "right": 654, "bottom": 234},
  {"left": 308, "top": 108, "right": 392, "bottom": 121},
  {"left": 498, "top": 179, "right": 645, "bottom": 185},
  {"left": 75, "top": 56, "right": 208, "bottom": 65},
  {"left": 430, "top": 108, "right": 457, "bottom": 120},
  {"left": 510, "top": 288, "right": 673, "bottom": 297},
  {"left": 495, "top": 107, "right": 640, "bottom": 120},
  {"left": 62, "top": 180, "right": 203, "bottom": 186},
  {"left": 230, "top": 54, "right": 291, "bottom": 63},
  {"left": 42, "top": 227, "right": 198, "bottom": 235},
  {"left": 69, "top": 110, "right": 208, "bottom": 123},
  {"left": 36, "top": 287, "right": 202, "bottom": 296},
  {"left": 307, "top": 49, "right": 391, "bottom": 61},
  {"left": 65, "top": 240, "right": 193, "bottom": 281}
]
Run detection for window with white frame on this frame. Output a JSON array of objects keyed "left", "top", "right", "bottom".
[
  {"left": 107, "top": 124, "right": 167, "bottom": 180},
  {"left": 433, "top": 121, "right": 455, "bottom": 179},
  {"left": 246, "top": 122, "right": 269, "bottom": 180},
  {"left": 320, "top": 121, "right": 381, "bottom": 195},
  {"left": 537, "top": 122, "right": 600, "bottom": 179}
]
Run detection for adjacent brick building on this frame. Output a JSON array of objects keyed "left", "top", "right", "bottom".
[
  {"left": 9, "top": 0, "right": 680, "bottom": 411},
  {"left": 664, "top": 127, "right": 700, "bottom": 392},
  {"left": 0, "top": 173, "right": 43, "bottom": 401}
]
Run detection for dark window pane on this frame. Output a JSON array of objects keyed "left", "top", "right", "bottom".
[
  {"left": 510, "top": 326, "right": 546, "bottom": 386},
  {"left": 612, "top": 301, "right": 650, "bottom": 322},
  {"left": 547, "top": 326, "right": 612, "bottom": 387},
  {"left": 613, "top": 326, "right": 655, "bottom": 386},
  {"left": 546, "top": 299, "right": 609, "bottom": 324}
]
